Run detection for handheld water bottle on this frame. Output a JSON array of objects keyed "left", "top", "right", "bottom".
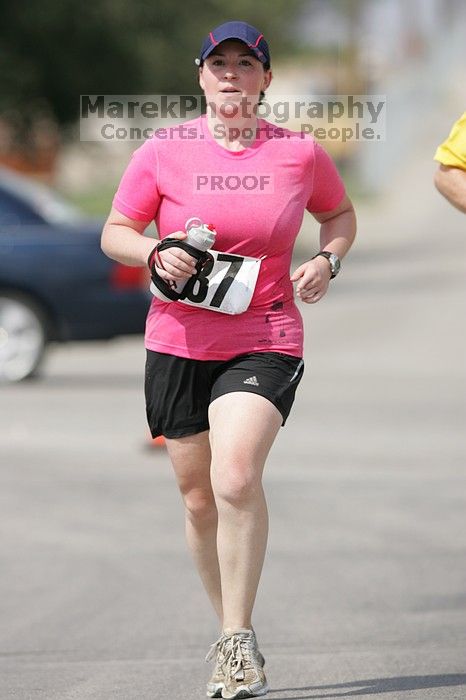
[
  {"left": 149, "top": 217, "right": 216, "bottom": 302},
  {"left": 172, "top": 217, "right": 216, "bottom": 295}
]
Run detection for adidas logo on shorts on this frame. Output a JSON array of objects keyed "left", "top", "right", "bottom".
[{"left": 243, "top": 375, "right": 259, "bottom": 386}]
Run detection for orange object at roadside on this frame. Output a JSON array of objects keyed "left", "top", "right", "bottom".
[{"left": 150, "top": 435, "right": 166, "bottom": 448}]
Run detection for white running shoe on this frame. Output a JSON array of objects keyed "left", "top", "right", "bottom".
[
  {"left": 220, "top": 629, "right": 268, "bottom": 699},
  {"left": 205, "top": 629, "right": 266, "bottom": 698}
]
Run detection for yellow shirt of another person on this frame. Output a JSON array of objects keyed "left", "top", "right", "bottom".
[{"left": 434, "top": 112, "right": 466, "bottom": 170}]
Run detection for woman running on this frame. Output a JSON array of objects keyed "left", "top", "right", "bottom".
[{"left": 101, "top": 20, "right": 356, "bottom": 699}]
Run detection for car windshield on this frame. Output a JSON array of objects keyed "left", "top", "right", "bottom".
[
  {"left": 33, "top": 189, "right": 85, "bottom": 225},
  {"left": 0, "top": 169, "right": 86, "bottom": 226}
]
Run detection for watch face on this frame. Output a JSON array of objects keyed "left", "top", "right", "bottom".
[{"left": 329, "top": 253, "right": 340, "bottom": 275}]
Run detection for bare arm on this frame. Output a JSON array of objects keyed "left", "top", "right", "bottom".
[
  {"left": 434, "top": 165, "right": 466, "bottom": 214},
  {"left": 290, "top": 194, "right": 357, "bottom": 304},
  {"left": 101, "top": 207, "right": 156, "bottom": 266},
  {"left": 101, "top": 207, "right": 196, "bottom": 282}
]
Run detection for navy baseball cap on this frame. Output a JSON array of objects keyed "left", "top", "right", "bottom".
[{"left": 195, "top": 21, "right": 271, "bottom": 67}]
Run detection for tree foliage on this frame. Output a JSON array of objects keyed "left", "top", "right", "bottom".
[{"left": 0, "top": 0, "right": 307, "bottom": 126}]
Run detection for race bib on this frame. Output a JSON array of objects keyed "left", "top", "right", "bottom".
[{"left": 151, "top": 250, "right": 262, "bottom": 315}]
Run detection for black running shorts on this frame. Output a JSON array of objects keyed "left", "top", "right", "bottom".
[{"left": 145, "top": 350, "right": 304, "bottom": 439}]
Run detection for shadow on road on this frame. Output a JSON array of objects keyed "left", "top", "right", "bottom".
[{"left": 269, "top": 673, "right": 466, "bottom": 698}]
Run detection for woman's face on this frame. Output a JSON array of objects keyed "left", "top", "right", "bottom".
[{"left": 199, "top": 39, "right": 272, "bottom": 118}]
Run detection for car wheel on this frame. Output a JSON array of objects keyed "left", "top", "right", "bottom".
[{"left": 0, "top": 293, "right": 48, "bottom": 382}]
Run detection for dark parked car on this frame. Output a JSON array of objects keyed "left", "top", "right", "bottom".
[{"left": 0, "top": 167, "right": 151, "bottom": 382}]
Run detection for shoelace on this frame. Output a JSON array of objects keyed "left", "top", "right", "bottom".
[
  {"left": 205, "top": 633, "right": 228, "bottom": 664},
  {"left": 223, "top": 633, "right": 255, "bottom": 681}
]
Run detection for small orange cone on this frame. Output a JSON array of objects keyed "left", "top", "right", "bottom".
[{"left": 150, "top": 434, "right": 166, "bottom": 448}]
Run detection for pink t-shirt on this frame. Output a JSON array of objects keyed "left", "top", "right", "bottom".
[{"left": 113, "top": 116, "right": 345, "bottom": 360}]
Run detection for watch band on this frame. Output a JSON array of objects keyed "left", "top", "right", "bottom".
[{"left": 311, "top": 251, "right": 340, "bottom": 279}]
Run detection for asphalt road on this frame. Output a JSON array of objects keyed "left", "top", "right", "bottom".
[{"left": 1, "top": 171, "right": 465, "bottom": 699}]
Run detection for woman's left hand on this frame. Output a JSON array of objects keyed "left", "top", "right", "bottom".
[{"left": 290, "top": 257, "right": 331, "bottom": 304}]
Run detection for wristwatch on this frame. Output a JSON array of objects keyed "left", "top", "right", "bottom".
[{"left": 312, "top": 251, "right": 341, "bottom": 279}]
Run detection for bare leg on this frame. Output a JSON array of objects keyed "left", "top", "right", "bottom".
[
  {"left": 208, "top": 392, "right": 282, "bottom": 631},
  {"left": 165, "top": 431, "right": 223, "bottom": 623}
]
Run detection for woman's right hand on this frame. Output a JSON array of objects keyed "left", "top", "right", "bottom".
[{"left": 155, "top": 231, "right": 197, "bottom": 282}]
